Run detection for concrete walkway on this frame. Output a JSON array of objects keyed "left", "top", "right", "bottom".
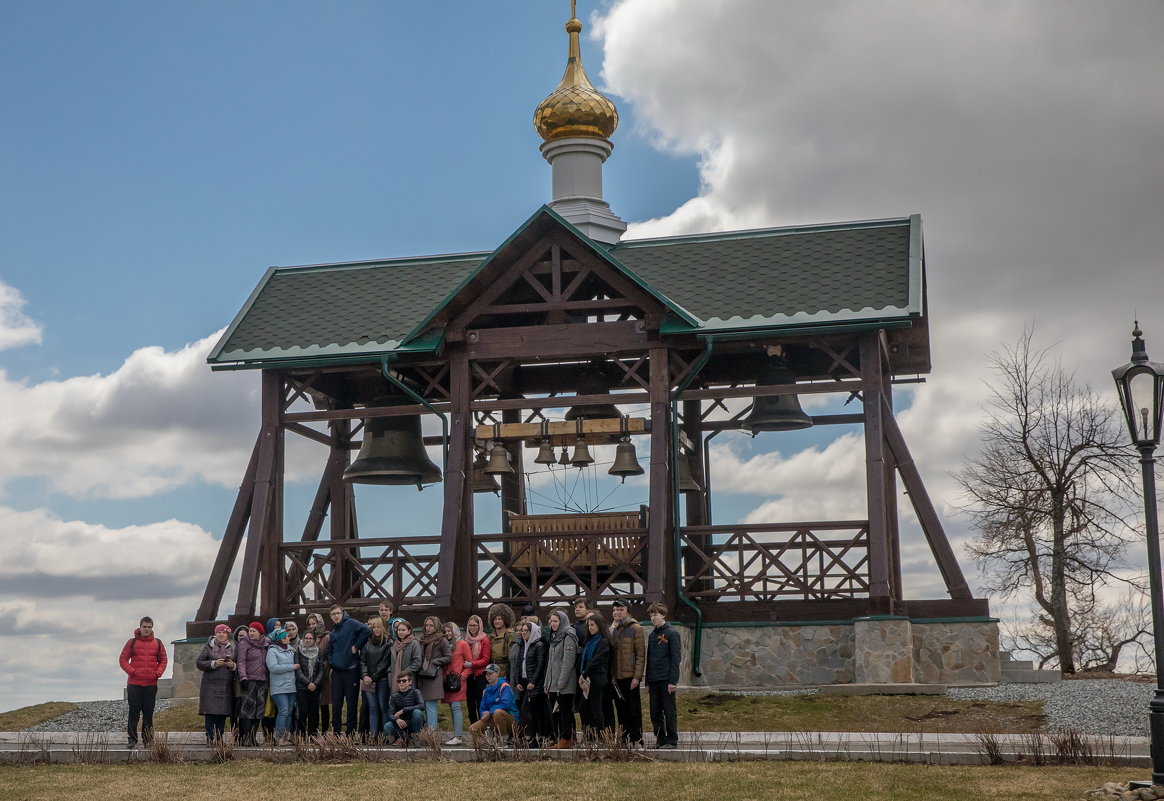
[{"left": 0, "top": 730, "right": 1149, "bottom": 766}]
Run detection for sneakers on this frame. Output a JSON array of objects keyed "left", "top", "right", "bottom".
[
  {"left": 126, "top": 738, "right": 136, "bottom": 749},
  {"left": 444, "top": 737, "right": 463, "bottom": 746}
]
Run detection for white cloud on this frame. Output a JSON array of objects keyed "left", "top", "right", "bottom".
[
  {"left": 0, "top": 329, "right": 267, "bottom": 499},
  {"left": 0, "top": 505, "right": 221, "bottom": 709},
  {"left": 0, "top": 279, "right": 43, "bottom": 350}
]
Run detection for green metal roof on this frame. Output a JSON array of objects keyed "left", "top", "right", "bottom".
[{"left": 208, "top": 212, "right": 924, "bottom": 368}]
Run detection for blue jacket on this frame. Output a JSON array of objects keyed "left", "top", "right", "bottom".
[
  {"left": 646, "top": 622, "right": 681, "bottom": 684},
  {"left": 265, "top": 644, "right": 297, "bottom": 695},
  {"left": 479, "top": 676, "right": 518, "bottom": 719},
  {"left": 326, "top": 613, "right": 371, "bottom": 671}
]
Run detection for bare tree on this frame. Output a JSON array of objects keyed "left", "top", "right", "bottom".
[{"left": 956, "top": 327, "right": 1139, "bottom": 673}]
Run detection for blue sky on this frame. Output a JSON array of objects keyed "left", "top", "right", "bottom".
[{"left": 1, "top": 1, "right": 1162, "bottom": 709}]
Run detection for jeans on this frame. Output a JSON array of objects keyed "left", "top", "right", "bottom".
[
  {"left": 330, "top": 666, "right": 360, "bottom": 734},
  {"left": 446, "top": 700, "right": 463, "bottom": 737},
  {"left": 383, "top": 709, "right": 423, "bottom": 742},
  {"left": 424, "top": 699, "right": 440, "bottom": 730},
  {"left": 126, "top": 684, "right": 157, "bottom": 744},
  {"left": 272, "top": 692, "right": 294, "bottom": 740},
  {"left": 204, "top": 714, "right": 227, "bottom": 742},
  {"left": 363, "top": 679, "right": 392, "bottom": 737},
  {"left": 647, "top": 680, "right": 678, "bottom": 746}
]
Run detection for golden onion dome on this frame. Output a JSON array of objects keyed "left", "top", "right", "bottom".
[{"left": 533, "top": 12, "right": 618, "bottom": 142}]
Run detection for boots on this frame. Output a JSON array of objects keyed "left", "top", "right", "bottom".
[{"left": 547, "top": 737, "right": 574, "bottom": 749}]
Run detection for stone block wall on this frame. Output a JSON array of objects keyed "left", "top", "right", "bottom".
[
  {"left": 171, "top": 638, "right": 206, "bottom": 700},
  {"left": 666, "top": 617, "right": 999, "bottom": 688}
]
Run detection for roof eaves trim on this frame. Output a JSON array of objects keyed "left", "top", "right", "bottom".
[
  {"left": 207, "top": 266, "right": 279, "bottom": 364},
  {"left": 614, "top": 215, "right": 914, "bottom": 250},
  {"left": 907, "top": 213, "right": 925, "bottom": 318}
]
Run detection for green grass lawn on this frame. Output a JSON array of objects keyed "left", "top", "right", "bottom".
[
  {"left": 0, "top": 703, "right": 77, "bottom": 732},
  {"left": 0, "top": 761, "right": 1125, "bottom": 801},
  {"left": 146, "top": 691, "right": 1047, "bottom": 735}
]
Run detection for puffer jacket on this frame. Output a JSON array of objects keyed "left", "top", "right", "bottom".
[
  {"left": 515, "top": 631, "right": 547, "bottom": 694},
  {"left": 543, "top": 611, "right": 578, "bottom": 695},
  {"left": 610, "top": 618, "right": 646, "bottom": 681},
  {"left": 119, "top": 628, "right": 168, "bottom": 687},
  {"left": 236, "top": 634, "right": 270, "bottom": 681},
  {"left": 266, "top": 643, "right": 297, "bottom": 695},
  {"left": 359, "top": 634, "right": 393, "bottom": 682}
]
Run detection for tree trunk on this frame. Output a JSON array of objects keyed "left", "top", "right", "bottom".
[{"left": 1050, "top": 491, "right": 1075, "bottom": 674}]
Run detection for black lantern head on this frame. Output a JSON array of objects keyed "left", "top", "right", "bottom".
[{"left": 1112, "top": 322, "right": 1164, "bottom": 448}]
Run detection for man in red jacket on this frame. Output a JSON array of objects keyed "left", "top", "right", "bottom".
[{"left": 119, "top": 616, "right": 168, "bottom": 748}]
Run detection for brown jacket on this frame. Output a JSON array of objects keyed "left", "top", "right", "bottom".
[{"left": 609, "top": 617, "right": 646, "bottom": 681}]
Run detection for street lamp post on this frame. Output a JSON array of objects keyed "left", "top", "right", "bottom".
[{"left": 1113, "top": 322, "right": 1164, "bottom": 788}]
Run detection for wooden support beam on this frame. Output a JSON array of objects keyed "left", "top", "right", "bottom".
[
  {"left": 880, "top": 332, "right": 903, "bottom": 601},
  {"left": 678, "top": 379, "right": 864, "bottom": 402},
  {"left": 195, "top": 433, "right": 261, "bottom": 621},
  {"left": 646, "top": 347, "right": 672, "bottom": 605},
  {"left": 474, "top": 417, "right": 648, "bottom": 446},
  {"left": 234, "top": 371, "right": 281, "bottom": 617},
  {"left": 436, "top": 350, "right": 471, "bottom": 609},
  {"left": 860, "top": 335, "right": 893, "bottom": 602},
  {"left": 466, "top": 321, "right": 648, "bottom": 360},
  {"left": 880, "top": 396, "right": 973, "bottom": 600},
  {"left": 285, "top": 421, "right": 336, "bottom": 448}
]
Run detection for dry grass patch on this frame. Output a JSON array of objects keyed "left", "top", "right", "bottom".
[
  {"left": 0, "top": 703, "right": 77, "bottom": 732},
  {"left": 684, "top": 692, "right": 1048, "bottom": 733},
  {"left": 151, "top": 702, "right": 203, "bottom": 732},
  {"left": 0, "top": 762, "right": 1126, "bottom": 801}
]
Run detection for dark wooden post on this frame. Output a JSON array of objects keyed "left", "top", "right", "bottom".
[
  {"left": 646, "top": 346, "right": 673, "bottom": 605},
  {"left": 860, "top": 335, "right": 893, "bottom": 606},
  {"left": 327, "top": 419, "right": 355, "bottom": 604},
  {"left": 234, "top": 369, "right": 282, "bottom": 617},
  {"left": 437, "top": 349, "right": 473, "bottom": 613},
  {"left": 880, "top": 334, "right": 903, "bottom": 600}
]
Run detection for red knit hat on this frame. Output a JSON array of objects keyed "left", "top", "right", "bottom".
[{"left": 248, "top": 621, "right": 266, "bottom": 635}]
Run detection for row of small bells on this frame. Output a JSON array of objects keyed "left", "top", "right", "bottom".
[{"left": 343, "top": 353, "right": 812, "bottom": 489}]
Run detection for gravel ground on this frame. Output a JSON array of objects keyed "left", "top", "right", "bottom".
[
  {"left": 948, "top": 679, "right": 1155, "bottom": 737},
  {"left": 25, "top": 699, "right": 177, "bottom": 733},
  {"left": 19, "top": 681, "right": 1156, "bottom": 736}
]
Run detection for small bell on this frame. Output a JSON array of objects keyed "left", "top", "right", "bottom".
[
  {"left": 558, "top": 448, "right": 571, "bottom": 466},
  {"left": 608, "top": 437, "right": 644, "bottom": 481},
  {"left": 570, "top": 437, "right": 594, "bottom": 467},
  {"left": 534, "top": 438, "right": 557, "bottom": 465},
  {"left": 471, "top": 452, "right": 501, "bottom": 494},
  {"left": 677, "top": 451, "right": 701, "bottom": 493},
  {"left": 484, "top": 441, "right": 514, "bottom": 475}
]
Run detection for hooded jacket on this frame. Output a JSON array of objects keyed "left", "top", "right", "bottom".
[
  {"left": 119, "top": 628, "right": 168, "bottom": 687},
  {"left": 543, "top": 610, "right": 578, "bottom": 695},
  {"left": 236, "top": 633, "right": 270, "bottom": 681},
  {"left": 646, "top": 621, "right": 681, "bottom": 684},
  {"left": 326, "top": 612, "right": 371, "bottom": 671},
  {"left": 265, "top": 642, "right": 297, "bottom": 695},
  {"left": 359, "top": 633, "right": 393, "bottom": 682},
  {"left": 479, "top": 676, "right": 519, "bottom": 719},
  {"left": 610, "top": 616, "right": 646, "bottom": 681},
  {"left": 516, "top": 624, "right": 547, "bottom": 694}
]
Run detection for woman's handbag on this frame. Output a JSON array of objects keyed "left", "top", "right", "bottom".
[
  {"left": 443, "top": 672, "right": 461, "bottom": 693},
  {"left": 417, "top": 661, "right": 438, "bottom": 680}
]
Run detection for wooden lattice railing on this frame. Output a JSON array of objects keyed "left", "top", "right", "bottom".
[
  {"left": 680, "top": 521, "right": 870, "bottom": 602},
  {"left": 280, "top": 535, "right": 441, "bottom": 614}
]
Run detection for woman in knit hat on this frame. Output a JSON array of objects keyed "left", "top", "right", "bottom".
[
  {"left": 195, "top": 623, "right": 236, "bottom": 744},
  {"left": 235, "top": 621, "right": 269, "bottom": 745}
]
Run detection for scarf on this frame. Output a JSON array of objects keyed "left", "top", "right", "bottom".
[
  {"left": 465, "top": 615, "right": 488, "bottom": 660},
  {"left": 420, "top": 626, "right": 444, "bottom": 663},
  {"left": 580, "top": 632, "right": 600, "bottom": 672},
  {"left": 207, "top": 637, "right": 234, "bottom": 661},
  {"left": 297, "top": 641, "right": 320, "bottom": 660}
]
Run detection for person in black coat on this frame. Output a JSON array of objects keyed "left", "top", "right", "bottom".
[
  {"left": 577, "top": 612, "right": 611, "bottom": 738},
  {"left": 514, "top": 619, "right": 550, "bottom": 746},
  {"left": 294, "top": 629, "right": 327, "bottom": 736},
  {"left": 646, "top": 602, "right": 682, "bottom": 749}
]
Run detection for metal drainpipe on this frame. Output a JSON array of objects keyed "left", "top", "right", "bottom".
[
  {"left": 380, "top": 355, "right": 450, "bottom": 471},
  {"left": 670, "top": 335, "right": 714, "bottom": 677}
]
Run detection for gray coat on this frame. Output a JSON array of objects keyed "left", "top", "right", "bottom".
[
  {"left": 544, "top": 620, "right": 578, "bottom": 695},
  {"left": 196, "top": 639, "right": 236, "bottom": 717},
  {"left": 416, "top": 636, "right": 451, "bottom": 702}
]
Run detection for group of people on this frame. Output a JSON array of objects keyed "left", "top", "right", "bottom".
[{"left": 119, "top": 598, "right": 682, "bottom": 750}]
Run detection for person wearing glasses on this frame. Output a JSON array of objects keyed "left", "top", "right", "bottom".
[{"left": 383, "top": 674, "right": 425, "bottom": 746}]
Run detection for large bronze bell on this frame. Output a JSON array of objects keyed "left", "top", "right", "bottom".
[
  {"left": 564, "top": 365, "right": 621, "bottom": 420},
  {"left": 608, "top": 437, "right": 644, "bottom": 480},
  {"left": 570, "top": 437, "right": 595, "bottom": 467},
  {"left": 743, "top": 357, "right": 813, "bottom": 434},
  {"left": 677, "top": 451, "right": 701, "bottom": 494},
  {"left": 484, "top": 441, "right": 515, "bottom": 475},
  {"left": 344, "top": 397, "right": 442, "bottom": 488},
  {"left": 471, "top": 452, "right": 500, "bottom": 494}
]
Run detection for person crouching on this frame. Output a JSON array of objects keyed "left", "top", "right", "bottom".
[{"left": 383, "top": 673, "right": 425, "bottom": 746}]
